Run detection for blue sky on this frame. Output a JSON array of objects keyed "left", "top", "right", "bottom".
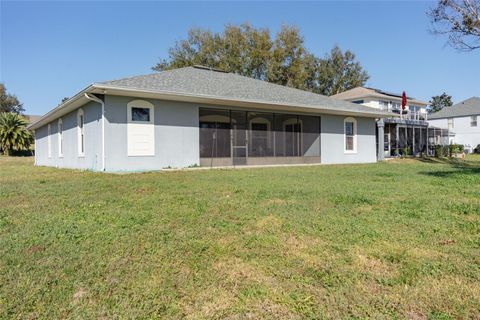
[{"left": 1, "top": 1, "right": 479, "bottom": 115}]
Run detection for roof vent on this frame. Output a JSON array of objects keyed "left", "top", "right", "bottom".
[{"left": 193, "top": 65, "right": 228, "bottom": 73}]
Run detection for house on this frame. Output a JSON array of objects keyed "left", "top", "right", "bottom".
[
  {"left": 24, "top": 114, "right": 42, "bottom": 125},
  {"left": 428, "top": 97, "right": 480, "bottom": 153},
  {"left": 28, "top": 66, "right": 394, "bottom": 172},
  {"left": 332, "top": 87, "right": 449, "bottom": 157}
]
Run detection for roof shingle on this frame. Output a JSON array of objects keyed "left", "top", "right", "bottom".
[
  {"left": 429, "top": 97, "right": 480, "bottom": 119},
  {"left": 99, "top": 66, "right": 391, "bottom": 116}
]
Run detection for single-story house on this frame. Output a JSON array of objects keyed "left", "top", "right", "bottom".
[
  {"left": 28, "top": 66, "right": 394, "bottom": 172},
  {"left": 428, "top": 97, "right": 480, "bottom": 152}
]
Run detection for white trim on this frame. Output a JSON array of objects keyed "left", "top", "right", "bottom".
[
  {"left": 47, "top": 124, "right": 52, "bottom": 158},
  {"left": 344, "top": 117, "right": 357, "bottom": 154},
  {"left": 127, "top": 100, "right": 155, "bottom": 156},
  {"left": 77, "top": 108, "right": 85, "bottom": 157},
  {"left": 57, "top": 118, "right": 64, "bottom": 158}
]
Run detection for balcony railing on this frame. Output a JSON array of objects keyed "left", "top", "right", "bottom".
[{"left": 383, "top": 108, "right": 428, "bottom": 122}]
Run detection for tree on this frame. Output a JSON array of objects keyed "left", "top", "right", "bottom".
[
  {"left": 428, "top": 0, "right": 480, "bottom": 51},
  {"left": 316, "top": 46, "right": 370, "bottom": 96},
  {"left": 0, "top": 112, "right": 33, "bottom": 155},
  {"left": 429, "top": 92, "right": 453, "bottom": 114},
  {"left": 0, "top": 83, "right": 24, "bottom": 114},
  {"left": 266, "top": 25, "right": 317, "bottom": 90},
  {"left": 58, "top": 97, "right": 69, "bottom": 106},
  {"left": 153, "top": 23, "right": 369, "bottom": 95}
]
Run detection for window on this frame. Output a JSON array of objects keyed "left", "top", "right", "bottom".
[
  {"left": 77, "top": 109, "right": 85, "bottom": 156},
  {"left": 379, "top": 101, "right": 389, "bottom": 110},
  {"left": 471, "top": 116, "right": 477, "bottom": 127},
  {"left": 47, "top": 124, "right": 52, "bottom": 158},
  {"left": 352, "top": 100, "right": 364, "bottom": 104},
  {"left": 127, "top": 100, "right": 155, "bottom": 156},
  {"left": 58, "top": 118, "right": 63, "bottom": 157},
  {"left": 131, "top": 107, "right": 150, "bottom": 122},
  {"left": 344, "top": 117, "right": 357, "bottom": 153},
  {"left": 448, "top": 118, "right": 454, "bottom": 129}
]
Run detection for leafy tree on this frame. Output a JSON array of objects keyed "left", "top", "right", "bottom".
[
  {"left": 266, "top": 25, "right": 317, "bottom": 90},
  {"left": 316, "top": 46, "right": 370, "bottom": 96},
  {"left": 0, "top": 83, "right": 24, "bottom": 114},
  {"left": 58, "top": 97, "right": 69, "bottom": 106},
  {"left": 0, "top": 112, "right": 33, "bottom": 155},
  {"left": 153, "top": 24, "right": 369, "bottom": 95},
  {"left": 428, "top": 0, "right": 480, "bottom": 51},
  {"left": 429, "top": 92, "right": 453, "bottom": 114}
]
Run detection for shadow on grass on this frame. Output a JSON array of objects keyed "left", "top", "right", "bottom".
[{"left": 416, "top": 157, "right": 480, "bottom": 178}]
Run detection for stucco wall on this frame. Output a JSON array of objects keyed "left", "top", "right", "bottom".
[
  {"left": 34, "top": 95, "right": 379, "bottom": 171},
  {"left": 34, "top": 101, "right": 102, "bottom": 170},
  {"left": 429, "top": 116, "right": 480, "bottom": 148},
  {"left": 320, "top": 114, "right": 377, "bottom": 164},
  {"left": 104, "top": 95, "right": 199, "bottom": 172}
]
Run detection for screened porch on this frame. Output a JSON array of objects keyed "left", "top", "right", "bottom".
[{"left": 199, "top": 108, "right": 321, "bottom": 167}]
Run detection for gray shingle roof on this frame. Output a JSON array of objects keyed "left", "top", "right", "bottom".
[
  {"left": 429, "top": 97, "right": 480, "bottom": 119},
  {"left": 99, "top": 66, "right": 391, "bottom": 116}
]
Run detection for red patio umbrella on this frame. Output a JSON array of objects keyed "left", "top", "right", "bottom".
[{"left": 402, "top": 91, "right": 407, "bottom": 110}]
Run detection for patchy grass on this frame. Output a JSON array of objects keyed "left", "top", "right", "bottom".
[{"left": 1, "top": 155, "right": 480, "bottom": 319}]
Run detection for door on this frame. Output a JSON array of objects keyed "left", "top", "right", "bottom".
[
  {"left": 384, "top": 133, "right": 390, "bottom": 157},
  {"left": 231, "top": 111, "right": 247, "bottom": 165},
  {"left": 284, "top": 122, "right": 302, "bottom": 156}
]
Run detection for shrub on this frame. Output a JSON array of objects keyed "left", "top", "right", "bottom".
[
  {"left": 0, "top": 112, "right": 33, "bottom": 156},
  {"left": 434, "top": 145, "right": 447, "bottom": 157},
  {"left": 475, "top": 145, "right": 480, "bottom": 154},
  {"left": 449, "top": 144, "right": 464, "bottom": 156}
]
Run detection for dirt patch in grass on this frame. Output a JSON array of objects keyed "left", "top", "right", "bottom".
[{"left": 254, "top": 214, "right": 284, "bottom": 233}]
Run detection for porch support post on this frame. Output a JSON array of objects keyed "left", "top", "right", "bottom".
[
  {"left": 377, "top": 118, "right": 385, "bottom": 161},
  {"left": 396, "top": 125, "right": 399, "bottom": 156},
  {"left": 426, "top": 127, "right": 429, "bottom": 156},
  {"left": 413, "top": 126, "right": 416, "bottom": 155}
]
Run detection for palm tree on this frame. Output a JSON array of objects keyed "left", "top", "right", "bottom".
[{"left": 0, "top": 112, "right": 33, "bottom": 156}]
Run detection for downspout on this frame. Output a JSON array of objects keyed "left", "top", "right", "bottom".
[{"left": 84, "top": 93, "right": 106, "bottom": 171}]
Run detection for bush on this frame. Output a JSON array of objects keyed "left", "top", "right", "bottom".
[
  {"left": 475, "top": 145, "right": 480, "bottom": 154},
  {"left": 434, "top": 145, "right": 448, "bottom": 157},
  {"left": 434, "top": 144, "right": 464, "bottom": 157},
  {"left": 449, "top": 144, "right": 464, "bottom": 156}
]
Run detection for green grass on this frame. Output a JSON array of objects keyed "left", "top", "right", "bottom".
[{"left": 1, "top": 156, "right": 479, "bottom": 319}]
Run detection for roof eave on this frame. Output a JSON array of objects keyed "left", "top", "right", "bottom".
[
  {"left": 29, "top": 84, "right": 396, "bottom": 131},
  {"left": 91, "top": 84, "right": 395, "bottom": 118},
  {"left": 27, "top": 85, "right": 97, "bottom": 130}
]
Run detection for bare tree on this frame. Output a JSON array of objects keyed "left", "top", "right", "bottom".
[{"left": 428, "top": 0, "right": 480, "bottom": 51}]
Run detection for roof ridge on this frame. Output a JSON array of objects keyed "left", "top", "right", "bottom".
[{"left": 99, "top": 66, "right": 196, "bottom": 85}]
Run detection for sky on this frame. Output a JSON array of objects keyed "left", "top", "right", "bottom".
[{"left": 1, "top": 1, "right": 479, "bottom": 116}]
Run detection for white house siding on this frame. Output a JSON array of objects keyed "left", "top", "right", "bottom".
[
  {"left": 320, "top": 114, "right": 377, "bottom": 164},
  {"left": 34, "top": 101, "right": 102, "bottom": 170},
  {"left": 104, "top": 95, "right": 200, "bottom": 172},
  {"left": 429, "top": 116, "right": 480, "bottom": 148}
]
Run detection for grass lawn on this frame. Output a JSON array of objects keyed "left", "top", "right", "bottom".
[{"left": 1, "top": 156, "right": 479, "bottom": 319}]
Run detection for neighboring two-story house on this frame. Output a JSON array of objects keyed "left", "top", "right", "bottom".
[
  {"left": 332, "top": 87, "right": 445, "bottom": 157},
  {"left": 428, "top": 97, "right": 480, "bottom": 153}
]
